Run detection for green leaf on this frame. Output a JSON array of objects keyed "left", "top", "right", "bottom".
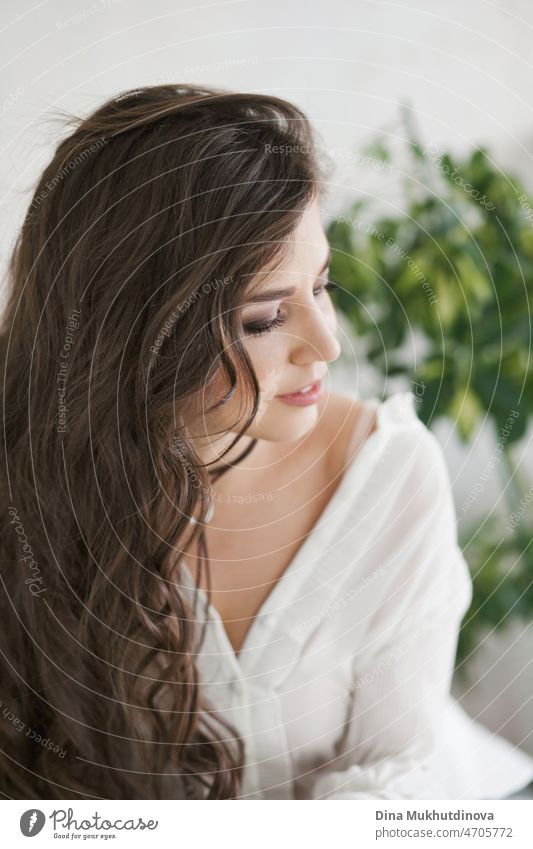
[
  {"left": 448, "top": 385, "right": 484, "bottom": 440},
  {"left": 454, "top": 253, "right": 493, "bottom": 309}
]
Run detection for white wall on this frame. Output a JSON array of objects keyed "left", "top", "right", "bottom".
[{"left": 2, "top": 0, "right": 533, "bottom": 253}]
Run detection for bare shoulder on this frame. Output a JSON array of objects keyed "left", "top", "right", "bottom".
[{"left": 314, "top": 390, "right": 379, "bottom": 466}]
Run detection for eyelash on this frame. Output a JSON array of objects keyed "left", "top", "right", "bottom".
[{"left": 244, "top": 278, "right": 340, "bottom": 337}]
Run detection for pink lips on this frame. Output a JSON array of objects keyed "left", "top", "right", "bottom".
[{"left": 276, "top": 379, "right": 323, "bottom": 406}]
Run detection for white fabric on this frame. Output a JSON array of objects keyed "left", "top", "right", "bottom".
[{"left": 179, "top": 390, "right": 533, "bottom": 800}]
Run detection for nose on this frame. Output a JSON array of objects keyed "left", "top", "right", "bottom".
[{"left": 289, "top": 304, "right": 342, "bottom": 366}]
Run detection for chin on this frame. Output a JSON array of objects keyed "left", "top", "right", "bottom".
[{"left": 250, "top": 401, "right": 320, "bottom": 444}]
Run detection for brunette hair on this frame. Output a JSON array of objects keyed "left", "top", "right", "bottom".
[{"left": 0, "top": 84, "right": 327, "bottom": 799}]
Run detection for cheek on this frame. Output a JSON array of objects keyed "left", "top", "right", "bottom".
[{"left": 246, "top": 340, "right": 286, "bottom": 399}]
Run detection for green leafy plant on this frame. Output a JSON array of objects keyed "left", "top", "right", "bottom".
[{"left": 325, "top": 107, "right": 533, "bottom": 665}]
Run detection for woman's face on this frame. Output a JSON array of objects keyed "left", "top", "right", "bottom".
[
  {"left": 191, "top": 195, "right": 342, "bottom": 460},
  {"left": 237, "top": 194, "right": 341, "bottom": 442}
]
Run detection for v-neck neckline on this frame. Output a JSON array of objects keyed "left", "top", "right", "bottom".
[{"left": 178, "top": 392, "right": 411, "bottom": 677}]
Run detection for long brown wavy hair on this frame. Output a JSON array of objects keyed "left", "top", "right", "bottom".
[{"left": 0, "top": 84, "right": 328, "bottom": 799}]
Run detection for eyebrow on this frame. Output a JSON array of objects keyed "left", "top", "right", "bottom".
[{"left": 245, "top": 247, "right": 332, "bottom": 304}]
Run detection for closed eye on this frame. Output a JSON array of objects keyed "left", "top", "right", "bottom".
[{"left": 243, "top": 274, "right": 340, "bottom": 337}]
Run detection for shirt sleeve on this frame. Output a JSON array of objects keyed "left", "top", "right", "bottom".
[{"left": 309, "top": 425, "right": 474, "bottom": 800}]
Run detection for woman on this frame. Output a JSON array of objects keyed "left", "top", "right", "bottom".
[{"left": 1, "top": 83, "right": 532, "bottom": 801}]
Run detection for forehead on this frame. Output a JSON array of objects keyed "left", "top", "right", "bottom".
[
  {"left": 248, "top": 198, "right": 330, "bottom": 292},
  {"left": 290, "top": 195, "right": 329, "bottom": 257}
]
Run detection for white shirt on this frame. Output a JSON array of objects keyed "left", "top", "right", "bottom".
[{"left": 179, "top": 391, "right": 533, "bottom": 799}]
